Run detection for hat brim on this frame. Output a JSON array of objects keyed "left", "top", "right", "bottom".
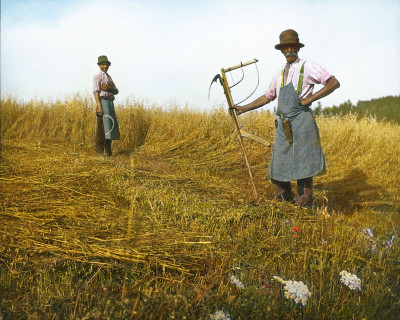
[
  {"left": 97, "top": 61, "right": 111, "bottom": 65},
  {"left": 275, "top": 42, "right": 304, "bottom": 50}
]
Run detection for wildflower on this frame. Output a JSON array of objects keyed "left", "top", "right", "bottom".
[
  {"left": 362, "top": 228, "right": 377, "bottom": 253},
  {"left": 385, "top": 235, "right": 395, "bottom": 248},
  {"left": 272, "top": 276, "right": 311, "bottom": 306},
  {"left": 258, "top": 275, "right": 270, "bottom": 296},
  {"left": 363, "top": 228, "right": 373, "bottom": 238},
  {"left": 339, "top": 271, "right": 361, "bottom": 291},
  {"left": 230, "top": 275, "right": 245, "bottom": 289},
  {"left": 284, "top": 219, "right": 292, "bottom": 225},
  {"left": 209, "top": 309, "right": 231, "bottom": 320},
  {"left": 292, "top": 227, "right": 301, "bottom": 234}
]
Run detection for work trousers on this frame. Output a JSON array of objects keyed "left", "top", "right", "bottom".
[{"left": 95, "top": 115, "right": 112, "bottom": 156}]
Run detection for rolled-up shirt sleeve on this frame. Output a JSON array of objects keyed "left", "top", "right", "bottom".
[
  {"left": 306, "top": 62, "right": 332, "bottom": 86},
  {"left": 93, "top": 74, "right": 101, "bottom": 94},
  {"left": 265, "top": 72, "right": 280, "bottom": 101}
]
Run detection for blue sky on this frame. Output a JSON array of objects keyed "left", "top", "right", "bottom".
[{"left": 1, "top": 0, "right": 399, "bottom": 111}]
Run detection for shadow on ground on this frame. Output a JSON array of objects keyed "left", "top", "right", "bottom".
[{"left": 316, "top": 169, "right": 394, "bottom": 213}]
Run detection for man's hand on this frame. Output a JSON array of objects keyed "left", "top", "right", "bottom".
[
  {"left": 233, "top": 105, "right": 244, "bottom": 115},
  {"left": 94, "top": 92, "right": 102, "bottom": 116},
  {"left": 101, "top": 84, "right": 111, "bottom": 91},
  {"left": 101, "top": 84, "right": 118, "bottom": 95},
  {"left": 96, "top": 104, "right": 102, "bottom": 116},
  {"left": 300, "top": 97, "right": 312, "bottom": 107},
  {"left": 300, "top": 77, "right": 340, "bottom": 107}
]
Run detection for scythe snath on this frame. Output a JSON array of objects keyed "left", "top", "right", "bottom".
[{"left": 209, "top": 59, "right": 271, "bottom": 199}]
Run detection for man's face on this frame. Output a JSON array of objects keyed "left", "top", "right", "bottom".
[
  {"left": 99, "top": 63, "right": 110, "bottom": 73},
  {"left": 280, "top": 44, "right": 300, "bottom": 64}
]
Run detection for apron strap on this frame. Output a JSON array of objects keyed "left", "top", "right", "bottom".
[
  {"left": 280, "top": 61, "right": 306, "bottom": 94},
  {"left": 296, "top": 62, "right": 306, "bottom": 95}
]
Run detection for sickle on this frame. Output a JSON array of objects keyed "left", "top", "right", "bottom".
[{"left": 103, "top": 114, "right": 115, "bottom": 135}]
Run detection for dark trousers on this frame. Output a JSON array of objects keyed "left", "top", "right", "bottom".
[
  {"left": 95, "top": 115, "right": 112, "bottom": 156},
  {"left": 272, "top": 177, "right": 313, "bottom": 206}
]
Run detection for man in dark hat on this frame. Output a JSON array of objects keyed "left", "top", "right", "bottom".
[
  {"left": 93, "top": 55, "right": 120, "bottom": 157},
  {"left": 234, "top": 29, "right": 340, "bottom": 208}
]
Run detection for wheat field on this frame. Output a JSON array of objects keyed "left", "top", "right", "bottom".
[{"left": 1, "top": 95, "right": 399, "bottom": 319}]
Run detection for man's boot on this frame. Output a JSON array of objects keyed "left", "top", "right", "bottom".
[
  {"left": 272, "top": 179, "right": 294, "bottom": 202},
  {"left": 296, "top": 177, "right": 314, "bottom": 208}
]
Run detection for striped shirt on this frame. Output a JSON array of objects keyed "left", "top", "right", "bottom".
[
  {"left": 93, "top": 71, "right": 117, "bottom": 100},
  {"left": 265, "top": 58, "right": 332, "bottom": 101}
]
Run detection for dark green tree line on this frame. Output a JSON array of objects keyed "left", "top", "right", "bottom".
[{"left": 313, "top": 95, "right": 400, "bottom": 124}]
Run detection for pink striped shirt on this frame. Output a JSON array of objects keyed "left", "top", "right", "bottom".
[
  {"left": 265, "top": 58, "right": 332, "bottom": 101},
  {"left": 93, "top": 71, "right": 117, "bottom": 100}
]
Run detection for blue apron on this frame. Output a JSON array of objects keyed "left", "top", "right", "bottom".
[
  {"left": 268, "top": 62, "right": 325, "bottom": 181},
  {"left": 101, "top": 99, "right": 120, "bottom": 140}
]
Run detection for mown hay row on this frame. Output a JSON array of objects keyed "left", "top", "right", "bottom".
[{"left": 2, "top": 95, "right": 399, "bottom": 206}]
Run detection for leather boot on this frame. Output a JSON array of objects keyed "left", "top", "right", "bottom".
[
  {"left": 296, "top": 177, "right": 314, "bottom": 208},
  {"left": 272, "top": 179, "right": 294, "bottom": 202}
]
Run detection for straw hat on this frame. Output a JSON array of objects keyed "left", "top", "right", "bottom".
[{"left": 275, "top": 29, "right": 304, "bottom": 50}]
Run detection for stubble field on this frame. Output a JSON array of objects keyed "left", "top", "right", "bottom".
[{"left": 0, "top": 96, "right": 399, "bottom": 319}]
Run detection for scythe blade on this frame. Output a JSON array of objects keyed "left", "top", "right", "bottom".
[{"left": 208, "top": 74, "right": 222, "bottom": 99}]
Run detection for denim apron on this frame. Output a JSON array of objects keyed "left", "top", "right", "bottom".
[
  {"left": 101, "top": 99, "right": 120, "bottom": 140},
  {"left": 268, "top": 62, "right": 325, "bottom": 181}
]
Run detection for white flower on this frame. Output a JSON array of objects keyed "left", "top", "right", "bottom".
[
  {"left": 230, "top": 275, "right": 245, "bottom": 289},
  {"left": 209, "top": 310, "right": 231, "bottom": 320},
  {"left": 340, "top": 271, "right": 361, "bottom": 291},
  {"left": 272, "top": 276, "right": 311, "bottom": 306}
]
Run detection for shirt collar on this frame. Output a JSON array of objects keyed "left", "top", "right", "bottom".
[{"left": 287, "top": 58, "right": 300, "bottom": 67}]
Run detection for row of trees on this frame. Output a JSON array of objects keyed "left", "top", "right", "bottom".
[{"left": 312, "top": 95, "right": 400, "bottom": 123}]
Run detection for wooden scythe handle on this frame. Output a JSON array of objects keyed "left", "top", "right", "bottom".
[
  {"left": 220, "top": 67, "right": 258, "bottom": 199},
  {"left": 223, "top": 58, "right": 259, "bottom": 73}
]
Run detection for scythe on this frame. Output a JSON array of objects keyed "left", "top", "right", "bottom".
[{"left": 209, "top": 59, "right": 271, "bottom": 199}]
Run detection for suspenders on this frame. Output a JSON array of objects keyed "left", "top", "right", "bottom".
[{"left": 280, "top": 61, "right": 306, "bottom": 95}]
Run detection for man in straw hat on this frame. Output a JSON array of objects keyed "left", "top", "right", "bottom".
[
  {"left": 93, "top": 55, "right": 120, "bottom": 157},
  {"left": 234, "top": 29, "right": 340, "bottom": 208}
]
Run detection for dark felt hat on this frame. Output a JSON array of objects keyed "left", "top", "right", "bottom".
[
  {"left": 275, "top": 29, "right": 304, "bottom": 50},
  {"left": 97, "top": 55, "right": 111, "bottom": 65}
]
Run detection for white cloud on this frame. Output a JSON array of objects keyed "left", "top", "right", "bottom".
[{"left": 1, "top": 0, "right": 399, "bottom": 109}]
